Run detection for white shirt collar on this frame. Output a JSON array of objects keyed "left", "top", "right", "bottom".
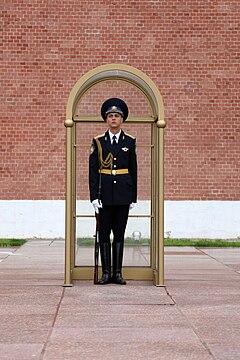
[{"left": 108, "top": 130, "right": 121, "bottom": 143}]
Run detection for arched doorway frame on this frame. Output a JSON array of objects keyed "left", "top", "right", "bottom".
[{"left": 64, "top": 63, "right": 165, "bottom": 286}]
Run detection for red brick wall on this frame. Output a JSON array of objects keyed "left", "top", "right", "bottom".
[{"left": 1, "top": 0, "right": 239, "bottom": 201}]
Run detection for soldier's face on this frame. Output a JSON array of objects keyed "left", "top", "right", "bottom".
[{"left": 106, "top": 112, "right": 123, "bottom": 132}]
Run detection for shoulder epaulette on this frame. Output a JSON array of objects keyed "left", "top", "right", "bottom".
[
  {"left": 125, "top": 132, "right": 135, "bottom": 140},
  {"left": 94, "top": 133, "right": 105, "bottom": 140}
]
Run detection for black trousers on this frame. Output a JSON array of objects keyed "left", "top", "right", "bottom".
[{"left": 99, "top": 205, "right": 129, "bottom": 244}]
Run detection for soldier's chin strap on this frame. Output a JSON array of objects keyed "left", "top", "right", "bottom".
[{"left": 95, "top": 138, "right": 113, "bottom": 170}]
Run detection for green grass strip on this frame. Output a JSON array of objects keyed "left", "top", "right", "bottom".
[
  {"left": 0, "top": 239, "right": 27, "bottom": 247},
  {"left": 77, "top": 237, "right": 240, "bottom": 247},
  {"left": 164, "top": 238, "right": 240, "bottom": 247},
  {"left": 2, "top": 238, "right": 239, "bottom": 248}
]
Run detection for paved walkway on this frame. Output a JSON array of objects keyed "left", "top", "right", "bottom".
[{"left": 0, "top": 240, "right": 240, "bottom": 360}]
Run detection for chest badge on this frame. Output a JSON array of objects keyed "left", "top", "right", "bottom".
[{"left": 122, "top": 147, "right": 129, "bottom": 152}]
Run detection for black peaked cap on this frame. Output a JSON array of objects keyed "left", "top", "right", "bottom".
[{"left": 101, "top": 98, "right": 129, "bottom": 121}]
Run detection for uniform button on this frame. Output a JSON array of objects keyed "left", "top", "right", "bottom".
[
  {"left": 113, "top": 165, "right": 116, "bottom": 168},
  {"left": 114, "top": 180, "right": 117, "bottom": 184},
  {"left": 114, "top": 158, "right": 117, "bottom": 160}
]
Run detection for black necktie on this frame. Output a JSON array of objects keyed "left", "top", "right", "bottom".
[{"left": 112, "top": 135, "right": 117, "bottom": 146}]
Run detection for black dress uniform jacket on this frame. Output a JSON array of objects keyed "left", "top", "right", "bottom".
[{"left": 89, "top": 130, "right": 137, "bottom": 206}]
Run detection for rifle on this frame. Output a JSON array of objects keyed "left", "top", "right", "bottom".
[
  {"left": 94, "top": 212, "right": 100, "bottom": 284},
  {"left": 93, "top": 146, "right": 103, "bottom": 284}
]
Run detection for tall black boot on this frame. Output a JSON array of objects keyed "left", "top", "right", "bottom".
[
  {"left": 112, "top": 242, "right": 126, "bottom": 285},
  {"left": 98, "top": 243, "right": 111, "bottom": 285}
]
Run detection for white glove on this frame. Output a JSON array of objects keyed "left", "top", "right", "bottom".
[
  {"left": 129, "top": 202, "right": 136, "bottom": 210},
  {"left": 92, "top": 199, "right": 102, "bottom": 214}
]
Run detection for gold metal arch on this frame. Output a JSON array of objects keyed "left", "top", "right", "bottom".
[{"left": 64, "top": 63, "right": 165, "bottom": 287}]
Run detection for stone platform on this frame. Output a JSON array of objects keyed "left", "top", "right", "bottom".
[{"left": 0, "top": 241, "right": 240, "bottom": 359}]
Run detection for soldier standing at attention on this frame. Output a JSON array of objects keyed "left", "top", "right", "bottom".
[{"left": 89, "top": 98, "right": 137, "bottom": 285}]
